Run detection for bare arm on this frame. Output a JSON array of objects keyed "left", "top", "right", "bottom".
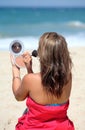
[
  {"left": 12, "top": 68, "right": 30, "bottom": 101},
  {"left": 11, "top": 52, "right": 33, "bottom": 101}
]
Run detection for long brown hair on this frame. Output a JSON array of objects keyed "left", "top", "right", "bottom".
[{"left": 38, "top": 32, "right": 72, "bottom": 97}]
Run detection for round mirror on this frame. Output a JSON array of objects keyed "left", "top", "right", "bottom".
[
  {"left": 11, "top": 42, "right": 22, "bottom": 53},
  {"left": 9, "top": 40, "right": 24, "bottom": 56}
]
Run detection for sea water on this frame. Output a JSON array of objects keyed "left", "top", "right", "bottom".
[{"left": 0, "top": 7, "right": 85, "bottom": 50}]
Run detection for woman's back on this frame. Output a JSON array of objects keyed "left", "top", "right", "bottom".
[{"left": 27, "top": 72, "right": 72, "bottom": 106}]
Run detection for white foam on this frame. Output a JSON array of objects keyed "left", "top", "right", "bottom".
[
  {"left": 66, "top": 33, "right": 85, "bottom": 47},
  {"left": 0, "top": 36, "right": 39, "bottom": 50},
  {"left": 67, "top": 21, "right": 85, "bottom": 28},
  {"left": 0, "top": 33, "right": 85, "bottom": 51}
]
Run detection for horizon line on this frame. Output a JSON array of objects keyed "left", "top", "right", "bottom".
[{"left": 0, "top": 6, "right": 85, "bottom": 8}]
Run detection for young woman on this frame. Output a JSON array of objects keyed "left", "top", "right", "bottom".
[{"left": 11, "top": 32, "right": 74, "bottom": 130}]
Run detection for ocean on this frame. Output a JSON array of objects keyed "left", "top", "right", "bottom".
[{"left": 0, "top": 7, "right": 85, "bottom": 50}]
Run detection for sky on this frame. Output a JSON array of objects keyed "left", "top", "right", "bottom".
[{"left": 0, "top": 0, "right": 85, "bottom": 7}]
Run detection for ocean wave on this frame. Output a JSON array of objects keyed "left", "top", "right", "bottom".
[
  {"left": 0, "top": 33, "right": 85, "bottom": 51},
  {"left": 66, "top": 33, "right": 85, "bottom": 47},
  {"left": 67, "top": 21, "right": 85, "bottom": 28},
  {"left": 0, "top": 36, "right": 39, "bottom": 50}
]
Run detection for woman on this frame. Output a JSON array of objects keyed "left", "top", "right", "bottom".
[{"left": 11, "top": 32, "right": 74, "bottom": 130}]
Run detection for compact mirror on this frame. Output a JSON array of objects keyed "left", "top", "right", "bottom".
[
  {"left": 9, "top": 40, "right": 25, "bottom": 68},
  {"left": 11, "top": 42, "right": 22, "bottom": 53},
  {"left": 9, "top": 40, "right": 24, "bottom": 56}
]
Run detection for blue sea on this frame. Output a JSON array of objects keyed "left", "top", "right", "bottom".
[{"left": 0, "top": 7, "right": 85, "bottom": 50}]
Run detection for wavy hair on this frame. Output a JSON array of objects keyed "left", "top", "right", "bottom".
[{"left": 38, "top": 32, "right": 72, "bottom": 97}]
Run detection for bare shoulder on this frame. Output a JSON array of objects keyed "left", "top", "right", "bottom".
[
  {"left": 23, "top": 73, "right": 41, "bottom": 81},
  {"left": 22, "top": 73, "right": 41, "bottom": 89}
]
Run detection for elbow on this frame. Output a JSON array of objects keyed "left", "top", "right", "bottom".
[
  {"left": 14, "top": 93, "right": 26, "bottom": 101},
  {"left": 15, "top": 96, "right": 24, "bottom": 101},
  {"left": 15, "top": 96, "right": 26, "bottom": 101}
]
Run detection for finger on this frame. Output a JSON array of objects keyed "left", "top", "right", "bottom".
[
  {"left": 10, "top": 54, "right": 15, "bottom": 65},
  {"left": 23, "top": 51, "right": 31, "bottom": 58},
  {"left": 24, "top": 57, "right": 32, "bottom": 64}
]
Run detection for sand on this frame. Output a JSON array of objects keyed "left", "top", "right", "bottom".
[{"left": 0, "top": 47, "right": 85, "bottom": 130}]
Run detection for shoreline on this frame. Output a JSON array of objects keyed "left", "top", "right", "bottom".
[{"left": 0, "top": 46, "right": 85, "bottom": 130}]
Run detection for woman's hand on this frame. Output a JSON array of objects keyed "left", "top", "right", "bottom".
[
  {"left": 22, "top": 52, "right": 33, "bottom": 73},
  {"left": 10, "top": 54, "right": 20, "bottom": 77}
]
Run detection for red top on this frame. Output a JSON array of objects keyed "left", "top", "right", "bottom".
[{"left": 16, "top": 97, "right": 74, "bottom": 130}]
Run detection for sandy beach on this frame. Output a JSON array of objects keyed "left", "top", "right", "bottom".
[{"left": 0, "top": 47, "right": 85, "bottom": 130}]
